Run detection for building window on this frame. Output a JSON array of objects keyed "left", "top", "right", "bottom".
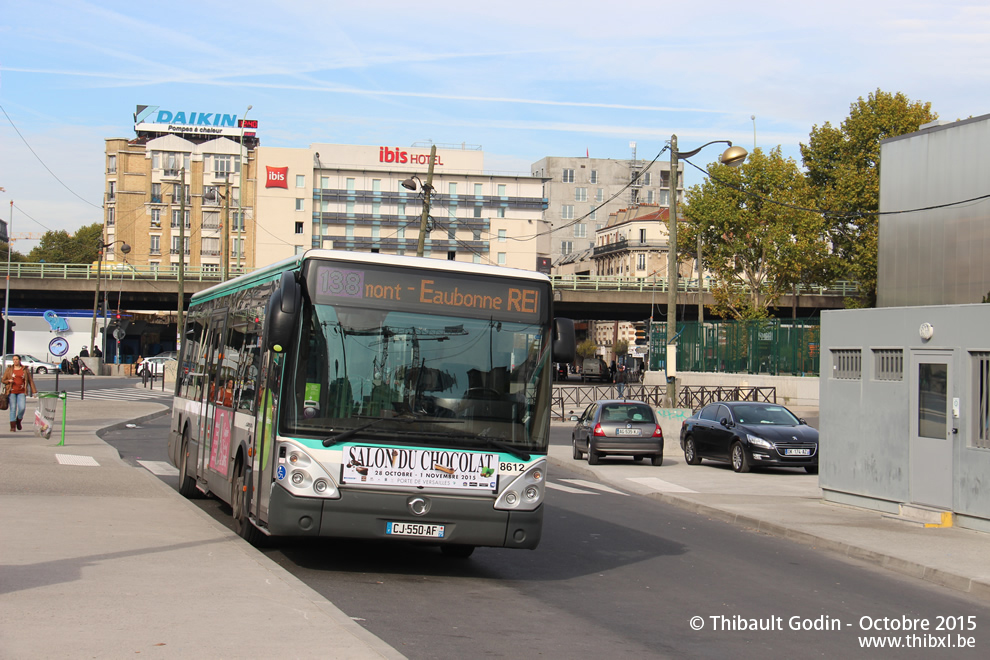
[
  {"left": 473, "top": 206, "right": 482, "bottom": 218},
  {"left": 562, "top": 169, "right": 574, "bottom": 183},
  {"left": 108, "top": 155, "right": 116, "bottom": 174},
  {"left": 647, "top": 190, "right": 655, "bottom": 204},
  {"left": 346, "top": 201, "right": 355, "bottom": 216},
  {"left": 596, "top": 188, "right": 604, "bottom": 202},
  {"left": 372, "top": 202, "right": 381, "bottom": 217},
  {"left": 561, "top": 240, "right": 573, "bottom": 255},
  {"left": 473, "top": 254, "right": 481, "bottom": 264},
  {"left": 449, "top": 182, "right": 457, "bottom": 195},
  {"left": 589, "top": 208, "right": 597, "bottom": 221},
  {"left": 472, "top": 229, "right": 482, "bottom": 241},
  {"left": 974, "top": 352, "right": 990, "bottom": 449},
  {"left": 150, "top": 208, "right": 162, "bottom": 228},
  {"left": 574, "top": 224, "right": 587, "bottom": 238},
  {"left": 107, "top": 206, "right": 115, "bottom": 226},
  {"left": 497, "top": 207, "right": 506, "bottom": 218},
  {"left": 295, "top": 222, "right": 304, "bottom": 234},
  {"left": 201, "top": 237, "right": 220, "bottom": 256},
  {"left": 149, "top": 236, "right": 161, "bottom": 255},
  {"left": 639, "top": 229, "right": 647, "bottom": 243},
  {"left": 203, "top": 186, "right": 220, "bottom": 206},
  {"left": 398, "top": 226, "right": 405, "bottom": 239},
  {"left": 398, "top": 203, "right": 406, "bottom": 217},
  {"left": 345, "top": 226, "right": 354, "bottom": 239},
  {"left": 214, "top": 155, "right": 233, "bottom": 177},
  {"left": 372, "top": 226, "right": 381, "bottom": 240},
  {"left": 497, "top": 184, "right": 506, "bottom": 196},
  {"left": 474, "top": 183, "right": 483, "bottom": 196},
  {"left": 232, "top": 238, "right": 243, "bottom": 258},
  {"left": 658, "top": 189, "right": 669, "bottom": 206},
  {"left": 561, "top": 205, "right": 574, "bottom": 220},
  {"left": 320, "top": 199, "right": 329, "bottom": 212},
  {"left": 498, "top": 229, "right": 507, "bottom": 242},
  {"left": 575, "top": 187, "right": 587, "bottom": 202},
  {"left": 642, "top": 172, "right": 652, "bottom": 185},
  {"left": 346, "top": 178, "right": 355, "bottom": 192},
  {"left": 448, "top": 251, "right": 457, "bottom": 261},
  {"left": 107, "top": 181, "right": 116, "bottom": 202},
  {"left": 873, "top": 349, "right": 903, "bottom": 381},
  {"left": 320, "top": 176, "right": 329, "bottom": 189},
  {"left": 590, "top": 170, "right": 598, "bottom": 184},
  {"left": 372, "top": 179, "right": 381, "bottom": 193},
  {"left": 497, "top": 252, "right": 506, "bottom": 265},
  {"left": 171, "top": 209, "right": 190, "bottom": 228},
  {"left": 151, "top": 183, "right": 162, "bottom": 204},
  {"left": 448, "top": 203, "right": 457, "bottom": 219},
  {"left": 296, "top": 198, "right": 305, "bottom": 211},
  {"left": 296, "top": 174, "right": 306, "bottom": 188},
  {"left": 447, "top": 226, "right": 456, "bottom": 240},
  {"left": 831, "top": 349, "right": 862, "bottom": 380},
  {"left": 171, "top": 236, "right": 190, "bottom": 254},
  {"left": 637, "top": 253, "right": 646, "bottom": 270}
]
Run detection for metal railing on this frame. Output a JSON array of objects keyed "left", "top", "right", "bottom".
[
  {"left": 549, "top": 274, "right": 859, "bottom": 296},
  {"left": 551, "top": 383, "right": 776, "bottom": 420},
  {"left": 4, "top": 262, "right": 238, "bottom": 282}
]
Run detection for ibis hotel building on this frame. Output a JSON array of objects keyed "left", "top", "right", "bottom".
[
  {"left": 253, "top": 143, "right": 550, "bottom": 270},
  {"left": 104, "top": 108, "right": 550, "bottom": 274}
]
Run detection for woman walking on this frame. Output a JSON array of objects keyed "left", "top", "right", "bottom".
[{"left": 2, "top": 355, "right": 38, "bottom": 431}]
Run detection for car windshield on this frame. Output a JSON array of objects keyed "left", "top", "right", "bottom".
[
  {"left": 600, "top": 403, "right": 654, "bottom": 423},
  {"left": 734, "top": 405, "right": 800, "bottom": 426}
]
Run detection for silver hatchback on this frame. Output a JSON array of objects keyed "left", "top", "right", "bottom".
[{"left": 571, "top": 399, "right": 664, "bottom": 466}]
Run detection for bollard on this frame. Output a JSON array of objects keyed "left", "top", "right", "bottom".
[
  {"left": 54, "top": 371, "right": 60, "bottom": 391},
  {"left": 80, "top": 371, "right": 85, "bottom": 400}
]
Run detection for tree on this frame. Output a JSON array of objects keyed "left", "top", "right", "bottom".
[
  {"left": 682, "top": 147, "right": 835, "bottom": 320},
  {"left": 612, "top": 338, "right": 629, "bottom": 357},
  {"left": 576, "top": 338, "right": 598, "bottom": 361},
  {"left": 0, "top": 242, "right": 28, "bottom": 264},
  {"left": 27, "top": 222, "right": 104, "bottom": 263},
  {"left": 800, "top": 89, "right": 937, "bottom": 307}
]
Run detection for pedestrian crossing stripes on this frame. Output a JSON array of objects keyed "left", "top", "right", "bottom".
[
  {"left": 62, "top": 388, "right": 172, "bottom": 403},
  {"left": 547, "top": 477, "right": 698, "bottom": 496},
  {"left": 626, "top": 477, "right": 697, "bottom": 494},
  {"left": 559, "top": 479, "right": 629, "bottom": 496}
]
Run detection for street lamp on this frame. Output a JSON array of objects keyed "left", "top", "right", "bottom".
[
  {"left": 400, "top": 144, "right": 437, "bottom": 258},
  {"left": 237, "top": 104, "right": 252, "bottom": 273},
  {"left": 666, "top": 136, "right": 746, "bottom": 406},
  {"left": 90, "top": 237, "right": 130, "bottom": 361}
]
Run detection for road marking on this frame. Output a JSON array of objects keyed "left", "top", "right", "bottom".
[
  {"left": 559, "top": 479, "right": 629, "bottom": 496},
  {"left": 547, "top": 482, "right": 598, "bottom": 495},
  {"left": 626, "top": 477, "right": 697, "bottom": 493},
  {"left": 137, "top": 460, "right": 179, "bottom": 476},
  {"left": 56, "top": 454, "right": 99, "bottom": 466}
]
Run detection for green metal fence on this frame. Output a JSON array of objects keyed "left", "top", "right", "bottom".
[{"left": 648, "top": 319, "right": 820, "bottom": 376}]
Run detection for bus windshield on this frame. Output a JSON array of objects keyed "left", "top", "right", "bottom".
[{"left": 284, "top": 299, "right": 552, "bottom": 453}]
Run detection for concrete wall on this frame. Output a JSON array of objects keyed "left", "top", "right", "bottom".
[
  {"left": 820, "top": 304, "right": 990, "bottom": 527},
  {"left": 642, "top": 370, "right": 820, "bottom": 407}
]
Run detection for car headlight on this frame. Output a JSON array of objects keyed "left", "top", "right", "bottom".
[{"left": 747, "top": 434, "right": 772, "bottom": 449}]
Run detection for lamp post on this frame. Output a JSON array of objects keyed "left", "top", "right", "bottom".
[
  {"left": 205, "top": 181, "right": 231, "bottom": 281},
  {"left": 666, "top": 136, "right": 747, "bottom": 406},
  {"left": 237, "top": 104, "right": 252, "bottom": 274},
  {"left": 89, "top": 237, "right": 130, "bottom": 360},
  {"left": 401, "top": 144, "right": 437, "bottom": 258},
  {"left": 176, "top": 168, "right": 186, "bottom": 349}
]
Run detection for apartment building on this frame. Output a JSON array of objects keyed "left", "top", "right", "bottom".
[{"left": 532, "top": 147, "right": 680, "bottom": 266}]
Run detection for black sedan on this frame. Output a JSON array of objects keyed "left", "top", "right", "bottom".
[
  {"left": 679, "top": 401, "right": 818, "bottom": 474},
  {"left": 571, "top": 399, "right": 664, "bottom": 466}
]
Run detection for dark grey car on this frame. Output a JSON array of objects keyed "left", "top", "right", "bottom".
[{"left": 571, "top": 399, "right": 664, "bottom": 466}]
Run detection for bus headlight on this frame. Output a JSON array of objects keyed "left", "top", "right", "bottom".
[
  {"left": 494, "top": 459, "right": 546, "bottom": 512},
  {"left": 276, "top": 441, "right": 340, "bottom": 499}
]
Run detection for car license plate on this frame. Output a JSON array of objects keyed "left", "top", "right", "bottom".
[
  {"left": 785, "top": 448, "right": 811, "bottom": 456},
  {"left": 615, "top": 428, "right": 642, "bottom": 436},
  {"left": 386, "top": 522, "right": 445, "bottom": 538}
]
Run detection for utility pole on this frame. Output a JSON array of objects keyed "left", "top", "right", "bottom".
[
  {"left": 415, "top": 145, "right": 437, "bottom": 258},
  {"left": 222, "top": 175, "right": 230, "bottom": 282},
  {"left": 89, "top": 239, "right": 103, "bottom": 355},
  {"left": 177, "top": 168, "right": 186, "bottom": 346},
  {"left": 666, "top": 135, "right": 680, "bottom": 408}
]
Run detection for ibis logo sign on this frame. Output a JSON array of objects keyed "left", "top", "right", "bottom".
[{"left": 266, "top": 166, "right": 289, "bottom": 189}]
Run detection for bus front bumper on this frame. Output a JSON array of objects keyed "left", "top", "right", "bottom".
[{"left": 267, "top": 483, "right": 543, "bottom": 549}]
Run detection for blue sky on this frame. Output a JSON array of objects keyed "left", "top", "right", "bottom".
[{"left": 1, "top": 0, "right": 988, "bottom": 252}]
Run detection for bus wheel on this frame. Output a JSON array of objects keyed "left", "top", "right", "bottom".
[
  {"left": 232, "top": 461, "right": 265, "bottom": 546},
  {"left": 177, "top": 429, "right": 198, "bottom": 498},
  {"left": 441, "top": 544, "right": 475, "bottom": 558}
]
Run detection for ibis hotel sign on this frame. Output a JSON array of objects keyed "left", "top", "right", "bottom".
[{"left": 134, "top": 105, "right": 254, "bottom": 138}]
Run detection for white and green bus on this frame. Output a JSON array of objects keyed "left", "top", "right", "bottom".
[{"left": 167, "top": 250, "right": 575, "bottom": 555}]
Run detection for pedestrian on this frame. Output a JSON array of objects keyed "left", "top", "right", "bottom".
[
  {"left": 616, "top": 365, "right": 627, "bottom": 399},
  {"left": 92, "top": 345, "right": 103, "bottom": 358},
  {"left": 2, "top": 355, "right": 37, "bottom": 431},
  {"left": 79, "top": 346, "right": 90, "bottom": 358},
  {"left": 71, "top": 356, "right": 80, "bottom": 375}
]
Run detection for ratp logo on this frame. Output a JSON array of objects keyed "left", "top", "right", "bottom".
[{"left": 266, "top": 166, "right": 288, "bottom": 189}]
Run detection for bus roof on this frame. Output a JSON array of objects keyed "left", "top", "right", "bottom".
[{"left": 190, "top": 250, "right": 551, "bottom": 305}]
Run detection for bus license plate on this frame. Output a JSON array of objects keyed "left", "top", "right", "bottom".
[
  {"left": 785, "top": 448, "right": 811, "bottom": 456},
  {"left": 386, "top": 522, "right": 445, "bottom": 538}
]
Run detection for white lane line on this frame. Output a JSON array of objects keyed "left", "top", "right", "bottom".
[
  {"left": 626, "top": 476, "right": 697, "bottom": 493},
  {"left": 137, "top": 460, "right": 179, "bottom": 476},
  {"left": 546, "top": 482, "right": 599, "bottom": 495},
  {"left": 56, "top": 454, "right": 100, "bottom": 466},
  {"left": 559, "top": 479, "right": 629, "bottom": 496}
]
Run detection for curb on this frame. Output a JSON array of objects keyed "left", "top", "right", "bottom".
[{"left": 545, "top": 454, "right": 990, "bottom": 603}]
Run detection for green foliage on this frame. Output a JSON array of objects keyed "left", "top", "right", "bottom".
[
  {"left": 0, "top": 242, "right": 28, "bottom": 263},
  {"left": 682, "top": 147, "right": 835, "bottom": 320},
  {"left": 27, "top": 222, "right": 104, "bottom": 263},
  {"left": 576, "top": 338, "right": 598, "bottom": 360},
  {"left": 800, "top": 89, "right": 937, "bottom": 307},
  {"left": 612, "top": 339, "right": 629, "bottom": 356}
]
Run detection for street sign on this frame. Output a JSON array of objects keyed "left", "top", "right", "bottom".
[
  {"left": 49, "top": 337, "right": 69, "bottom": 357},
  {"left": 113, "top": 328, "right": 125, "bottom": 341}
]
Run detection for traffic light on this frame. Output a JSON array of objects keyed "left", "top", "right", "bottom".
[{"left": 634, "top": 321, "right": 648, "bottom": 345}]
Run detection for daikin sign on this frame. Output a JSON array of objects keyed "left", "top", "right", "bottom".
[{"left": 134, "top": 105, "right": 250, "bottom": 137}]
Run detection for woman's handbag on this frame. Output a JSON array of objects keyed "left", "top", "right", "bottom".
[{"left": 0, "top": 390, "right": 8, "bottom": 411}]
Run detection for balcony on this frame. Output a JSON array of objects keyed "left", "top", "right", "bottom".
[
  {"left": 150, "top": 220, "right": 162, "bottom": 229},
  {"left": 593, "top": 238, "right": 667, "bottom": 257}
]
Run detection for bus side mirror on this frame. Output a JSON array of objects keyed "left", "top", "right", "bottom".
[
  {"left": 552, "top": 318, "right": 576, "bottom": 363},
  {"left": 267, "top": 272, "right": 301, "bottom": 352}
]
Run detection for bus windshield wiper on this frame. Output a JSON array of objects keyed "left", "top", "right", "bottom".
[
  {"left": 434, "top": 429, "right": 531, "bottom": 462},
  {"left": 322, "top": 415, "right": 463, "bottom": 446}
]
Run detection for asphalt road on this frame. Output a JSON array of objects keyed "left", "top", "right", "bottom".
[{"left": 104, "top": 415, "right": 988, "bottom": 659}]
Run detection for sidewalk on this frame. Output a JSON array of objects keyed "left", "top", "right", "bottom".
[
  {"left": 548, "top": 417, "right": 990, "bottom": 602},
  {"left": 0, "top": 395, "right": 404, "bottom": 659}
]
